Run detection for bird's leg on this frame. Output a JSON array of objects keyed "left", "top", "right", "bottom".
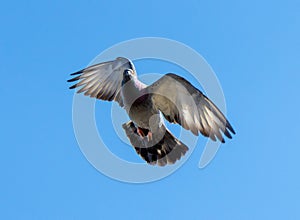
[
  {"left": 137, "top": 127, "right": 146, "bottom": 138},
  {"left": 137, "top": 127, "right": 152, "bottom": 141},
  {"left": 147, "top": 131, "right": 153, "bottom": 141}
]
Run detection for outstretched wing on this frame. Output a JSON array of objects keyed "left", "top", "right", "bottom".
[
  {"left": 67, "top": 57, "right": 136, "bottom": 106},
  {"left": 148, "top": 73, "right": 235, "bottom": 143}
]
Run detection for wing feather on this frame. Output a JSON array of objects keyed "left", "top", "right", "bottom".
[
  {"left": 148, "top": 73, "right": 235, "bottom": 142},
  {"left": 67, "top": 57, "right": 136, "bottom": 106}
]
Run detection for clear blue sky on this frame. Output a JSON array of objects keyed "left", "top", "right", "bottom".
[{"left": 1, "top": 0, "right": 299, "bottom": 219}]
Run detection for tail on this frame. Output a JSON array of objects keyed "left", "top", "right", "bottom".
[{"left": 122, "top": 121, "right": 189, "bottom": 166}]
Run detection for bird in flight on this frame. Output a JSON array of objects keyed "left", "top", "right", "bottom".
[{"left": 68, "top": 57, "right": 235, "bottom": 166}]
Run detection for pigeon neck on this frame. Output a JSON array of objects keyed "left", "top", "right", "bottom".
[{"left": 121, "top": 78, "right": 143, "bottom": 107}]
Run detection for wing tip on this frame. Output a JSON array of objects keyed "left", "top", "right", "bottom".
[
  {"left": 70, "top": 69, "right": 83, "bottom": 76},
  {"left": 67, "top": 75, "right": 81, "bottom": 83},
  {"left": 67, "top": 68, "right": 84, "bottom": 84},
  {"left": 227, "top": 123, "right": 236, "bottom": 135},
  {"left": 69, "top": 84, "right": 77, "bottom": 89}
]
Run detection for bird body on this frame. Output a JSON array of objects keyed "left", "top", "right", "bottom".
[
  {"left": 68, "top": 57, "right": 235, "bottom": 166},
  {"left": 121, "top": 77, "right": 159, "bottom": 130}
]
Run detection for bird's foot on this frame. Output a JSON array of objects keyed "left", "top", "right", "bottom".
[
  {"left": 147, "top": 131, "right": 153, "bottom": 141},
  {"left": 137, "top": 127, "right": 152, "bottom": 141},
  {"left": 137, "top": 127, "right": 146, "bottom": 138}
]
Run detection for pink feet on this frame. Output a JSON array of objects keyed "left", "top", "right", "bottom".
[
  {"left": 147, "top": 131, "right": 153, "bottom": 141},
  {"left": 137, "top": 127, "right": 152, "bottom": 141},
  {"left": 137, "top": 127, "right": 146, "bottom": 137}
]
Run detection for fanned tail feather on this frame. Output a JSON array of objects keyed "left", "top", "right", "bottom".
[{"left": 122, "top": 121, "right": 188, "bottom": 166}]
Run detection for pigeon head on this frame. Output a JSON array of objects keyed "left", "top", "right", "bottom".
[{"left": 122, "top": 69, "right": 134, "bottom": 85}]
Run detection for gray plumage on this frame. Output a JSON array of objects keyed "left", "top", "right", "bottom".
[{"left": 68, "top": 57, "right": 235, "bottom": 166}]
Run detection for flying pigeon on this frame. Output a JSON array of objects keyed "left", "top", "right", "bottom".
[{"left": 68, "top": 57, "right": 235, "bottom": 166}]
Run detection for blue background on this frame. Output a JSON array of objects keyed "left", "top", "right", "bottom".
[{"left": 1, "top": 0, "right": 299, "bottom": 219}]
